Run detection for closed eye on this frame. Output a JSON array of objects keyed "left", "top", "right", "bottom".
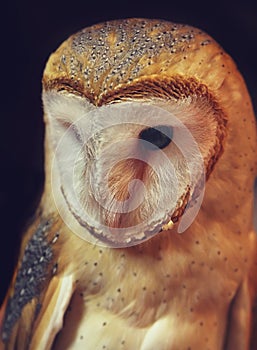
[{"left": 56, "top": 119, "right": 83, "bottom": 144}]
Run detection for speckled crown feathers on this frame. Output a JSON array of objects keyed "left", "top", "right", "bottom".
[{"left": 43, "top": 18, "right": 233, "bottom": 105}]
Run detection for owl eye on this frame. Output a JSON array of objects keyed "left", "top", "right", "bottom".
[{"left": 139, "top": 125, "right": 173, "bottom": 150}]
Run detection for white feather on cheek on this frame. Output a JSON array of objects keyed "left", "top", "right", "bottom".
[{"left": 75, "top": 129, "right": 189, "bottom": 234}]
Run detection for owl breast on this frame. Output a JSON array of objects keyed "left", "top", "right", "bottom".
[{"left": 52, "top": 226, "right": 236, "bottom": 350}]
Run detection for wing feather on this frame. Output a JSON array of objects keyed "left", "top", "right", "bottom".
[{"left": 30, "top": 275, "right": 74, "bottom": 350}]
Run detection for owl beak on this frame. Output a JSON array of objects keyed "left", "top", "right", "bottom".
[{"left": 161, "top": 219, "right": 174, "bottom": 231}]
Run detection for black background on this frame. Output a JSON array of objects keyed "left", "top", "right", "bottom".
[{"left": 1, "top": 0, "right": 257, "bottom": 303}]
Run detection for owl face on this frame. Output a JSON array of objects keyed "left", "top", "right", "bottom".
[
  {"left": 42, "top": 19, "right": 228, "bottom": 247},
  {"left": 43, "top": 89, "right": 222, "bottom": 247}
]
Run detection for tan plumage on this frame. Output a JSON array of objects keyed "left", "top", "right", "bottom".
[{"left": 1, "top": 18, "right": 257, "bottom": 350}]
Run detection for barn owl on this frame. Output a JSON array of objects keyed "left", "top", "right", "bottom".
[{"left": 1, "top": 18, "right": 257, "bottom": 350}]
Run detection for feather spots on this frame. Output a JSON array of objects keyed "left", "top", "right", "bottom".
[
  {"left": 68, "top": 19, "right": 196, "bottom": 92},
  {"left": 52, "top": 262, "right": 58, "bottom": 275},
  {"left": 1, "top": 219, "right": 54, "bottom": 343},
  {"left": 51, "top": 233, "right": 60, "bottom": 244},
  {"left": 200, "top": 39, "right": 211, "bottom": 46}
]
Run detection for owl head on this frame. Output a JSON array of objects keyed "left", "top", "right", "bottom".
[{"left": 41, "top": 19, "right": 257, "bottom": 247}]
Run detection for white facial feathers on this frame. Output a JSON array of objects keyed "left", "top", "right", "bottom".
[{"left": 43, "top": 90, "right": 218, "bottom": 246}]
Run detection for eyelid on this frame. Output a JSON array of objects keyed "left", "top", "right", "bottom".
[{"left": 57, "top": 118, "right": 83, "bottom": 143}]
